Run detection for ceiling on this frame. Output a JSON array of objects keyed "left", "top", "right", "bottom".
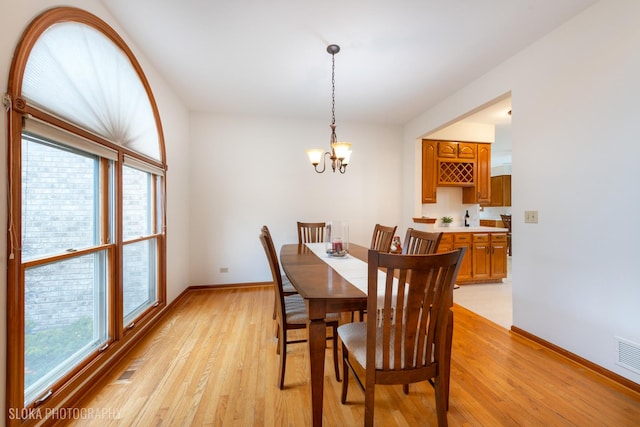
[{"left": 100, "top": 0, "right": 597, "bottom": 126}]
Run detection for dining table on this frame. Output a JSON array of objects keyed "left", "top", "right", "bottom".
[{"left": 280, "top": 242, "right": 369, "bottom": 427}]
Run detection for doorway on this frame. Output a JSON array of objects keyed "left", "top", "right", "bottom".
[{"left": 427, "top": 95, "right": 513, "bottom": 328}]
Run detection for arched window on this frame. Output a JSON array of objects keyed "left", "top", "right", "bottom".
[{"left": 6, "top": 7, "right": 166, "bottom": 422}]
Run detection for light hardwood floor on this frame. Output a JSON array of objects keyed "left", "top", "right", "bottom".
[
  {"left": 453, "top": 257, "right": 512, "bottom": 329},
  {"left": 70, "top": 286, "right": 640, "bottom": 426}
]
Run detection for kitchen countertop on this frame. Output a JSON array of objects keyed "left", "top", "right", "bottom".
[
  {"left": 412, "top": 218, "right": 508, "bottom": 232},
  {"left": 422, "top": 225, "right": 508, "bottom": 233}
]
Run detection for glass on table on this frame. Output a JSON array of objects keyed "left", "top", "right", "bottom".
[{"left": 325, "top": 220, "right": 349, "bottom": 257}]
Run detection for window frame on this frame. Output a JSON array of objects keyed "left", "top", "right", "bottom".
[
  {"left": 121, "top": 164, "right": 162, "bottom": 326},
  {"left": 6, "top": 7, "right": 167, "bottom": 425}
]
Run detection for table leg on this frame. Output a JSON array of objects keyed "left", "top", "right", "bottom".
[{"left": 308, "top": 317, "right": 326, "bottom": 427}]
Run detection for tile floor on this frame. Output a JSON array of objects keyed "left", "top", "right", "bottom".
[{"left": 453, "top": 257, "right": 512, "bottom": 329}]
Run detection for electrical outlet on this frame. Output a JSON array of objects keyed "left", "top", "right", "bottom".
[
  {"left": 219, "top": 267, "right": 229, "bottom": 273},
  {"left": 524, "top": 210, "right": 538, "bottom": 224}
]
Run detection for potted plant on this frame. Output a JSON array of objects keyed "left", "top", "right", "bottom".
[{"left": 440, "top": 216, "right": 453, "bottom": 227}]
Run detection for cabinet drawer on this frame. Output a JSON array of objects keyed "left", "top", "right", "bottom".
[
  {"left": 453, "top": 233, "right": 471, "bottom": 243},
  {"left": 491, "top": 233, "right": 507, "bottom": 242},
  {"left": 437, "top": 234, "right": 454, "bottom": 252},
  {"left": 439, "top": 234, "right": 453, "bottom": 244},
  {"left": 473, "top": 234, "right": 489, "bottom": 243}
]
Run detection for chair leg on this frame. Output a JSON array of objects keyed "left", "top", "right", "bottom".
[
  {"left": 331, "top": 323, "right": 341, "bottom": 382},
  {"left": 364, "top": 374, "right": 375, "bottom": 427},
  {"left": 403, "top": 384, "right": 409, "bottom": 395},
  {"left": 349, "top": 309, "right": 366, "bottom": 322},
  {"left": 341, "top": 346, "right": 349, "bottom": 404},
  {"left": 434, "top": 373, "right": 449, "bottom": 427},
  {"left": 277, "top": 329, "right": 287, "bottom": 389},
  {"left": 272, "top": 296, "right": 277, "bottom": 320},
  {"left": 443, "top": 313, "right": 454, "bottom": 410}
]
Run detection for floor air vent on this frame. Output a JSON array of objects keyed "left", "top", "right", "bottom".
[
  {"left": 615, "top": 337, "right": 640, "bottom": 375},
  {"left": 115, "top": 358, "right": 143, "bottom": 383}
]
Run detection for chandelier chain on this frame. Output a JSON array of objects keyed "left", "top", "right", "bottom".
[{"left": 331, "top": 52, "right": 336, "bottom": 126}]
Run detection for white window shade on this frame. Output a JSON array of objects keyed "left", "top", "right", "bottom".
[
  {"left": 23, "top": 117, "right": 118, "bottom": 161},
  {"left": 22, "top": 22, "right": 160, "bottom": 161},
  {"left": 124, "top": 154, "right": 164, "bottom": 177}
]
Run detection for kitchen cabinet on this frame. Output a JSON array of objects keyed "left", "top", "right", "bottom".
[
  {"left": 454, "top": 233, "right": 473, "bottom": 281},
  {"left": 483, "top": 175, "right": 511, "bottom": 207},
  {"left": 436, "top": 230, "right": 507, "bottom": 284},
  {"left": 462, "top": 143, "right": 491, "bottom": 204},
  {"left": 479, "top": 219, "right": 504, "bottom": 227},
  {"left": 490, "top": 233, "right": 508, "bottom": 279},
  {"left": 437, "top": 141, "right": 476, "bottom": 159},
  {"left": 422, "top": 140, "right": 492, "bottom": 204},
  {"left": 472, "top": 234, "right": 491, "bottom": 280},
  {"left": 436, "top": 233, "right": 453, "bottom": 253},
  {"left": 421, "top": 140, "right": 438, "bottom": 203}
]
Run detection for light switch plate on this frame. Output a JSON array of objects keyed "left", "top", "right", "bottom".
[{"left": 524, "top": 210, "right": 538, "bottom": 223}]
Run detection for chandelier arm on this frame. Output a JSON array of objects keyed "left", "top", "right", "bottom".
[{"left": 313, "top": 151, "right": 331, "bottom": 174}]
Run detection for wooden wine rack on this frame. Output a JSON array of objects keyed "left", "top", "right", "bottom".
[{"left": 438, "top": 161, "right": 474, "bottom": 185}]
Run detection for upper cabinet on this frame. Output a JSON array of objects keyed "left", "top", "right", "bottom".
[
  {"left": 421, "top": 140, "right": 438, "bottom": 203},
  {"left": 437, "top": 141, "right": 476, "bottom": 159},
  {"left": 482, "top": 175, "right": 511, "bottom": 207},
  {"left": 462, "top": 143, "right": 491, "bottom": 204},
  {"left": 422, "top": 139, "right": 492, "bottom": 204}
]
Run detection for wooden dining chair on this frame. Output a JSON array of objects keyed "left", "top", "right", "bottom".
[
  {"left": 262, "top": 226, "right": 298, "bottom": 319},
  {"left": 500, "top": 214, "right": 512, "bottom": 256},
  {"left": 338, "top": 248, "right": 466, "bottom": 426},
  {"left": 259, "top": 226, "right": 341, "bottom": 388},
  {"left": 369, "top": 224, "right": 397, "bottom": 253},
  {"left": 297, "top": 221, "right": 326, "bottom": 244},
  {"left": 402, "top": 228, "right": 443, "bottom": 255},
  {"left": 352, "top": 223, "right": 398, "bottom": 322}
]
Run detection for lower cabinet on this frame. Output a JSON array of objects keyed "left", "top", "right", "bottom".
[
  {"left": 453, "top": 233, "right": 473, "bottom": 281},
  {"left": 490, "top": 233, "right": 508, "bottom": 279},
  {"left": 437, "top": 234, "right": 453, "bottom": 253},
  {"left": 472, "top": 234, "right": 491, "bottom": 281},
  {"left": 437, "top": 231, "right": 507, "bottom": 284}
]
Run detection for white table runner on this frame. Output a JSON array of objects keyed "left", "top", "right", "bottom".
[{"left": 305, "top": 243, "right": 399, "bottom": 314}]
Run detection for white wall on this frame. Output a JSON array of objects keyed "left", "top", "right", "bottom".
[
  {"left": 0, "top": 0, "right": 192, "bottom": 416},
  {"left": 426, "top": 121, "right": 495, "bottom": 142},
  {"left": 492, "top": 123, "right": 512, "bottom": 169},
  {"left": 404, "top": 0, "right": 640, "bottom": 384},
  {"left": 188, "top": 113, "right": 403, "bottom": 285}
]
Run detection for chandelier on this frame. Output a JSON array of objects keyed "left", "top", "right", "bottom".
[{"left": 307, "top": 44, "right": 352, "bottom": 174}]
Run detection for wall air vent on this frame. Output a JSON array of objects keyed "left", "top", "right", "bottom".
[{"left": 615, "top": 337, "right": 640, "bottom": 375}]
